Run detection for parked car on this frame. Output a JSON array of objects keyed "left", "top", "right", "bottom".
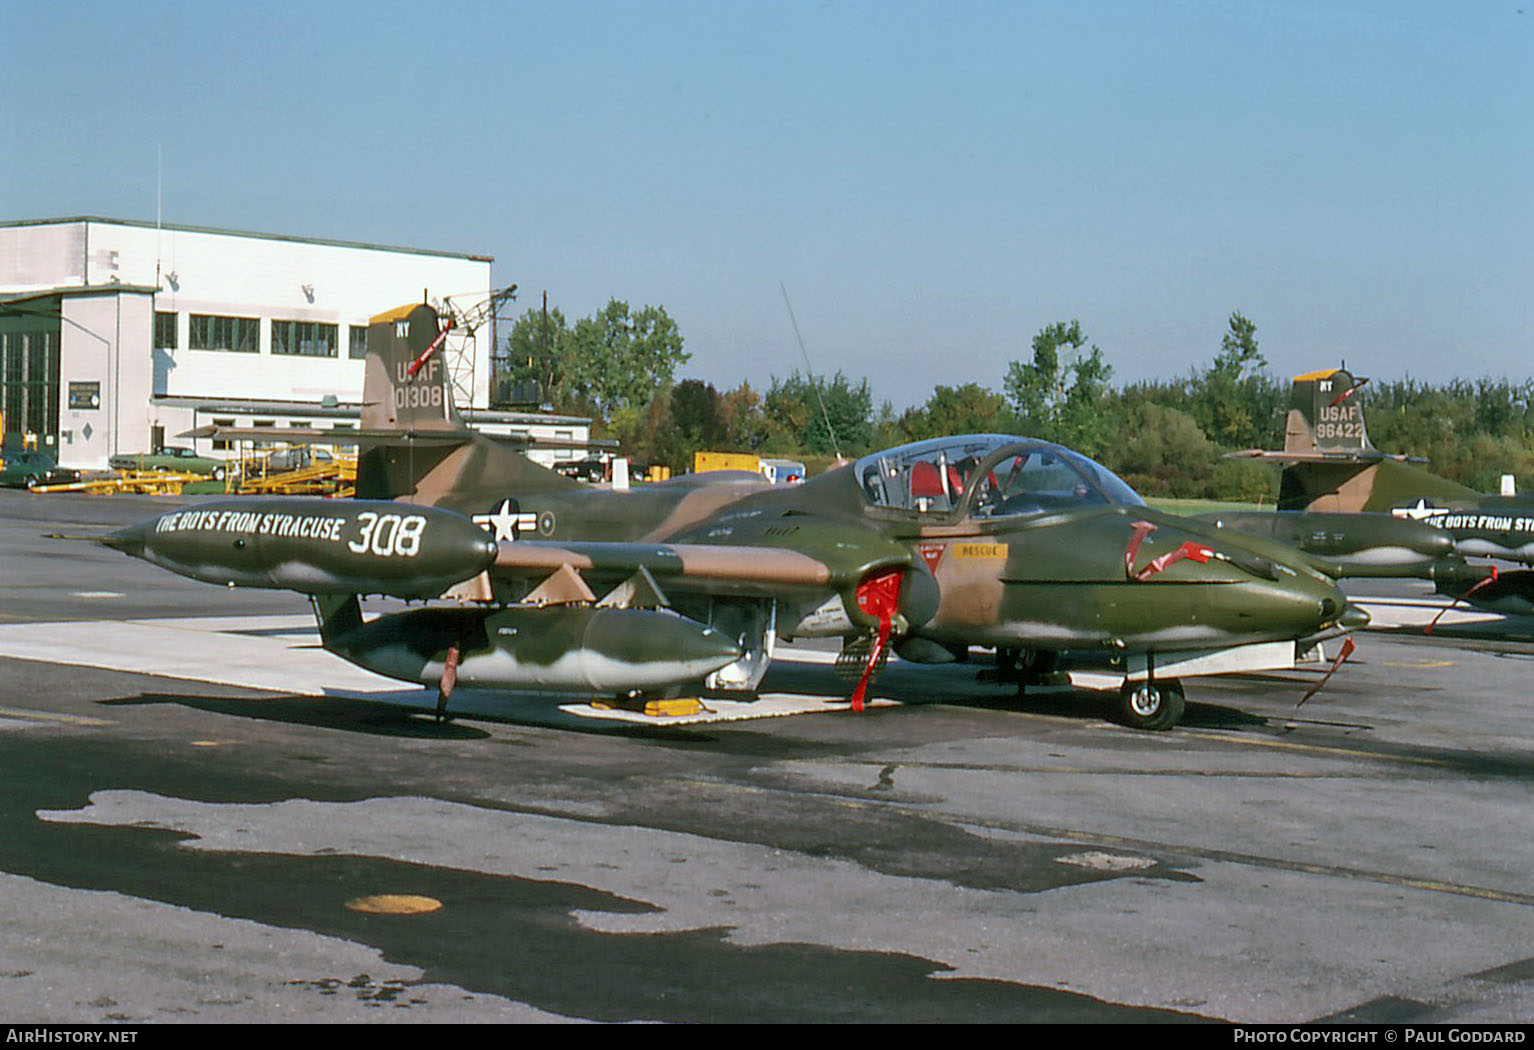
[
  {"left": 0, "top": 449, "right": 81, "bottom": 489},
  {"left": 109, "top": 446, "right": 228, "bottom": 480},
  {"left": 253, "top": 447, "right": 334, "bottom": 474},
  {"left": 554, "top": 455, "right": 609, "bottom": 483}
]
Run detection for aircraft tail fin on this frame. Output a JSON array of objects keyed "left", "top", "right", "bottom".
[
  {"left": 361, "top": 303, "right": 465, "bottom": 434},
  {"left": 1283, "top": 367, "right": 1376, "bottom": 457},
  {"left": 357, "top": 303, "right": 579, "bottom": 505},
  {"left": 1273, "top": 367, "right": 1482, "bottom": 511},
  {"left": 1274, "top": 366, "right": 1380, "bottom": 511}
]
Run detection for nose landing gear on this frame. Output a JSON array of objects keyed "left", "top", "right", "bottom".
[{"left": 1117, "top": 678, "right": 1185, "bottom": 732}]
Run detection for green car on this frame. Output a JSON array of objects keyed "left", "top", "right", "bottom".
[
  {"left": 0, "top": 449, "right": 81, "bottom": 489},
  {"left": 109, "top": 446, "right": 229, "bottom": 481}
]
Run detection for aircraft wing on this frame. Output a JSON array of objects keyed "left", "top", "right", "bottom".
[{"left": 492, "top": 535, "right": 913, "bottom": 601}]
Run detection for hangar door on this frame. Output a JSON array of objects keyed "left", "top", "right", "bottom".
[{"left": 0, "top": 312, "right": 60, "bottom": 450}]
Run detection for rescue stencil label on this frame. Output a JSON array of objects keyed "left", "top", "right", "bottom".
[{"left": 953, "top": 542, "right": 1008, "bottom": 560}]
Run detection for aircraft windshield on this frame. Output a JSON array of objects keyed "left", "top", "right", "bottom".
[{"left": 854, "top": 435, "right": 1144, "bottom": 517}]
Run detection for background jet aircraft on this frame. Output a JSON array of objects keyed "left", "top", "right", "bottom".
[
  {"left": 1219, "top": 367, "right": 1534, "bottom": 613},
  {"left": 108, "top": 305, "right": 1366, "bottom": 731}
]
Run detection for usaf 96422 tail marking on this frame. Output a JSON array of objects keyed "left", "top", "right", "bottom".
[{"left": 1223, "top": 366, "right": 1534, "bottom": 615}]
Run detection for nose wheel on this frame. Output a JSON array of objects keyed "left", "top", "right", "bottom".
[{"left": 1117, "top": 678, "right": 1185, "bottom": 731}]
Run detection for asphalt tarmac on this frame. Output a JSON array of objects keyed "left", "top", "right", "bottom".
[{"left": 1, "top": 489, "right": 1533, "bottom": 1024}]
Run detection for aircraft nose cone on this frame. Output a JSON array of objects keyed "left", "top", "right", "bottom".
[
  {"left": 687, "top": 626, "right": 746, "bottom": 667},
  {"left": 1425, "top": 531, "right": 1457, "bottom": 559},
  {"left": 99, "top": 522, "right": 147, "bottom": 558},
  {"left": 1339, "top": 603, "right": 1371, "bottom": 631}
]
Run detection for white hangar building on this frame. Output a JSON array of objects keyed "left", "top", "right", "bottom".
[{"left": 0, "top": 216, "right": 588, "bottom": 469}]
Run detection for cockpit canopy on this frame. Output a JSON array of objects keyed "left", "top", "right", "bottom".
[{"left": 854, "top": 434, "right": 1145, "bottom": 518}]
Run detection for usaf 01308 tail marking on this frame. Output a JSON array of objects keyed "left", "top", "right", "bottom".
[{"left": 106, "top": 302, "right": 1366, "bottom": 730}]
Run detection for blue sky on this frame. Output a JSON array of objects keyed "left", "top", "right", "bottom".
[{"left": 4, "top": 1, "right": 1530, "bottom": 410}]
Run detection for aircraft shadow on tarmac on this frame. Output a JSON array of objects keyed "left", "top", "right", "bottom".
[
  {"left": 99, "top": 692, "right": 496, "bottom": 741},
  {"left": 92, "top": 653, "right": 1283, "bottom": 744},
  {"left": 88, "top": 659, "right": 1534, "bottom": 785},
  {"left": 1369, "top": 623, "right": 1534, "bottom": 655},
  {"left": 98, "top": 688, "right": 719, "bottom": 744},
  {"left": 762, "top": 656, "right": 1275, "bottom": 732}
]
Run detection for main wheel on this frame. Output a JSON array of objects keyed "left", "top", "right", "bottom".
[
  {"left": 213, "top": 466, "right": 227, "bottom": 482},
  {"left": 1116, "top": 679, "right": 1185, "bottom": 731}
]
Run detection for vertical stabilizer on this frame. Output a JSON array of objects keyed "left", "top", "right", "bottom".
[
  {"left": 362, "top": 303, "right": 461, "bottom": 432},
  {"left": 1284, "top": 368, "right": 1374, "bottom": 456},
  {"left": 1276, "top": 366, "right": 1480, "bottom": 512},
  {"left": 356, "top": 302, "right": 580, "bottom": 506}
]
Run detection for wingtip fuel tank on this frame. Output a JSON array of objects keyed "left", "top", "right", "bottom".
[
  {"left": 104, "top": 499, "right": 498, "bottom": 599},
  {"left": 321, "top": 603, "right": 744, "bottom": 694}
]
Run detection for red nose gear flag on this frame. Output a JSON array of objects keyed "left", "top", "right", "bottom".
[
  {"left": 1297, "top": 636, "right": 1357, "bottom": 708},
  {"left": 435, "top": 642, "right": 461, "bottom": 722},
  {"left": 849, "top": 569, "right": 902, "bottom": 713},
  {"left": 1426, "top": 566, "right": 1498, "bottom": 635}
]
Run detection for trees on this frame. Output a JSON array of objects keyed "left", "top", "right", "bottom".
[
  {"left": 1100, "top": 402, "right": 1216, "bottom": 498},
  {"left": 503, "top": 304, "right": 575, "bottom": 409},
  {"left": 1003, "top": 320, "right": 1113, "bottom": 456},
  {"left": 764, "top": 371, "right": 874, "bottom": 458},
  {"left": 571, "top": 301, "right": 689, "bottom": 418},
  {"left": 502, "top": 299, "right": 689, "bottom": 419},
  {"left": 1363, "top": 378, "right": 1534, "bottom": 491},
  {"left": 897, "top": 383, "right": 1014, "bottom": 444},
  {"left": 1190, "top": 312, "right": 1283, "bottom": 451},
  {"left": 669, "top": 379, "right": 727, "bottom": 453}
]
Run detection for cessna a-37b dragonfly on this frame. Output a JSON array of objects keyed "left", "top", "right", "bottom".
[{"left": 104, "top": 304, "right": 1367, "bottom": 731}]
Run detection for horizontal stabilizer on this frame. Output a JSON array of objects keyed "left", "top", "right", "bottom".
[
  {"left": 179, "top": 424, "right": 611, "bottom": 454},
  {"left": 1224, "top": 448, "right": 1414, "bottom": 464},
  {"left": 179, "top": 424, "right": 472, "bottom": 447}
]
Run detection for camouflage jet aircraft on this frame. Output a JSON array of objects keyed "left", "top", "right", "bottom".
[
  {"left": 1219, "top": 367, "right": 1534, "bottom": 612},
  {"left": 104, "top": 305, "right": 1367, "bottom": 731}
]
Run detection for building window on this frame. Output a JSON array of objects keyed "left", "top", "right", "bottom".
[
  {"left": 272, "top": 320, "right": 338, "bottom": 358},
  {"left": 189, "top": 315, "right": 259, "bottom": 353},
  {"left": 210, "top": 418, "right": 236, "bottom": 451},
  {"left": 250, "top": 418, "right": 276, "bottom": 448},
  {"left": 154, "top": 312, "right": 178, "bottom": 350},
  {"left": 349, "top": 325, "right": 368, "bottom": 359}
]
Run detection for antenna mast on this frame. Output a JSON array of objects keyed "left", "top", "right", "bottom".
[{"left": 779, "top": 282, "right": 841, "bottom": 460}]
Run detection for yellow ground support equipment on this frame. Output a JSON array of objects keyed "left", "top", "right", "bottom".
[{"left": 33, "top": 471, "right": 206, "bottom": 495}]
